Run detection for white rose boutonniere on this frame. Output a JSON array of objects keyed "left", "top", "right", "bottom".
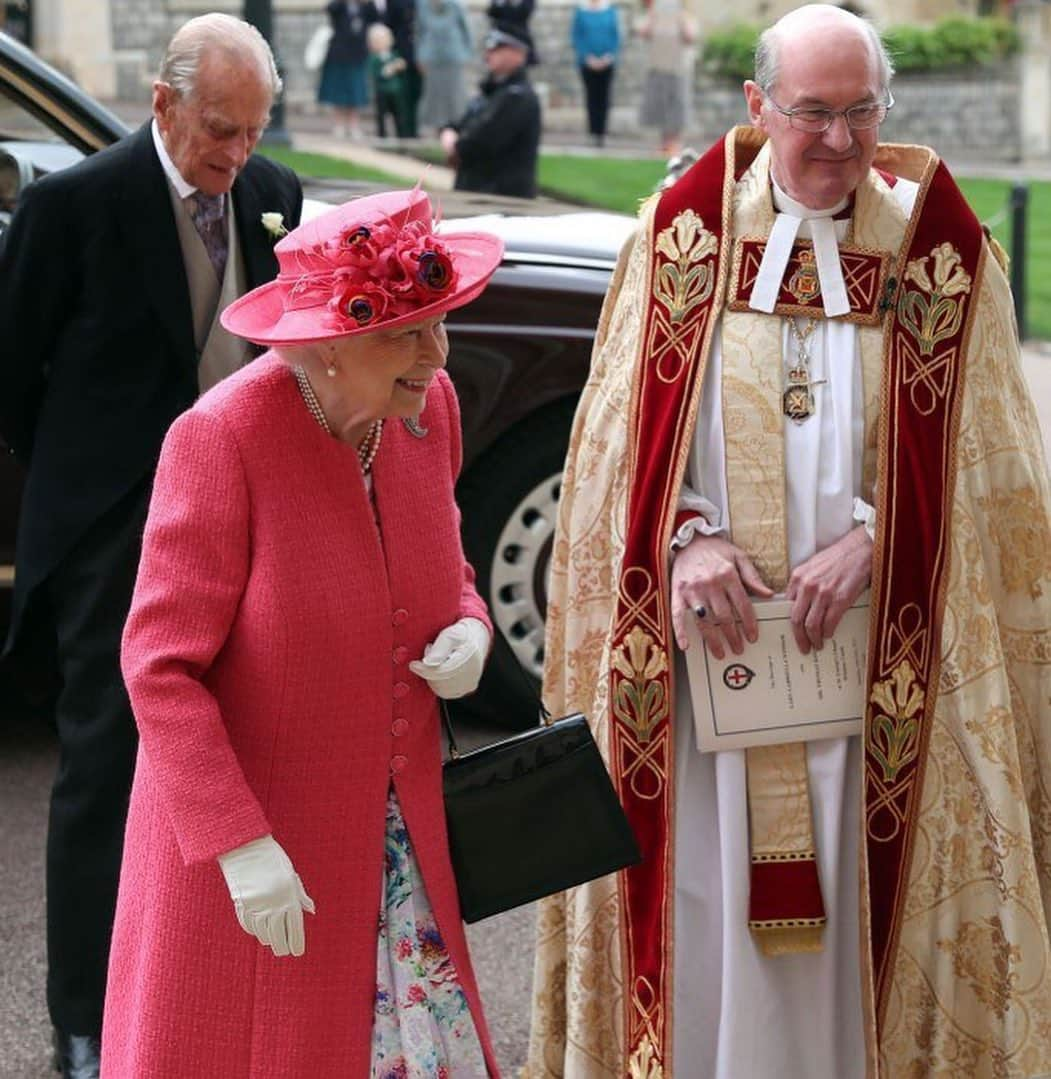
[{"left": 261, "top": 212, "right": 288, "bottom": 241}]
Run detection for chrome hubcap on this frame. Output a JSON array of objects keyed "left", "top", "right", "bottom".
[{"left": 489, "top": 472, "right": 561, "bottom": 680}]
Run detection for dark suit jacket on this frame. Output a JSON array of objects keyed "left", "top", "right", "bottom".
[{"left": 0, "top": 122, "right": 302, "bottom": 652}]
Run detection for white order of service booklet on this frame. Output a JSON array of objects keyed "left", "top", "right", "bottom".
[{"left": 683, "top": 595, "right": 870, "bottom": 752}]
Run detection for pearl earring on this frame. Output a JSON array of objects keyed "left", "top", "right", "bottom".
[{"left": 326, "top": 361, "right": 338, "bottom": 378}]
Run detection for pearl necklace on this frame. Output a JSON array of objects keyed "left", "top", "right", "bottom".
[{"left": 293, "top": 365, "right": 384, "bottom": 473}]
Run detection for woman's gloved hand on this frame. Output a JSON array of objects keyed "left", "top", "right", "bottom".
[
  {"left": 409, "top": 617, "right": 490, "bottom": 699},
  {"left": 217, "top": 835, "right": 315, "bottom": 958}
]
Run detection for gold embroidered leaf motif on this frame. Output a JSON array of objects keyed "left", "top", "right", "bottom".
[
  {"left": 869, "top": 659, "right": 925, "bottom": 783},
  {"left": 653, "top": 211, "right": 718, "bottom": 324},
  {"left": 611, "top": 626, "right": 669, "bottom": 743},
  {"left": 628, "top": 1034, "right": 664, "bottom": 1079},
  {"left": 899, "top": 242, "right": 973, "bottom": 356}
]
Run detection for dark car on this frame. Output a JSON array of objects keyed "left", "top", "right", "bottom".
[{"left": 0, "top": 30, "right": 634, "bottom": 725}]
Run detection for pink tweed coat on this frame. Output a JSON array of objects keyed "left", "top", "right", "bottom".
[{"left": 101, "top": 356, "right": 497, "bottom": 1077}]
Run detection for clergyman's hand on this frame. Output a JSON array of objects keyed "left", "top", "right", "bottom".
[
  {"left": 786, "top": 524, "right": 872, "bottom": 654},
  {"left": 671, "top": 534, "right": 774, "bottom": 659}
]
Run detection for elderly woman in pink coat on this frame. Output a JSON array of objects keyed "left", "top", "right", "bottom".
[{"left": 101, "top": 189, "right": 504, "bottom": 1077}]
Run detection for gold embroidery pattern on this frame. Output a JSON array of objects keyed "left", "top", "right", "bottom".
[
  {"left": 900, "top": 242, "right": 973, "bottom": 352},
  {"left": 976, "top": 486, "right": 1051, "bottom": 599},
  {"left": 1000, "top": 626, "right": 1051, "bottom": 666},
  {"left": 652, "top": 210, "right": 717, "bottom": 325},
  {"left": 649, "top": 211, "right": 718, "bottom": 384},
  {"left": 869, "top": 659, "right": 925, "bottom": 784},
  {"left": 611, "top": 624, "right": 670, "bottom": 745},
  {"left": 895, "top": 241, "right": 972, "bottom": 415},
  {"left": 726, "top": 236, "right": 890, "bottom": 324},
  {"left": 627, "top": 1034, "right": 664, "bottom": 1079},
  {"left": 868, "top": 627, "right": 930, "bottom": 845},
  {"left": 628, "top": 980, "right": 665, "bottom": 1079},
  {"left": 786, "top": 248, "right": 820, "bottom": 303},
  {"left": 883, "top": 602, "right": 928, "bottom": 675}
]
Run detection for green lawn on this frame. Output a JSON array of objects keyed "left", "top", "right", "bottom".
[
  {"left": 955, "top": 178, "right": 1050, "bottom": 342},
  {"left": 264, "top": 145, "right": 1049, "bottom": 340},
  {"left": 537, "top": 155, "right": 666, "bottom": 215},
  {"left": 257, "top": 144, "right": 401, "bottom": 185}
]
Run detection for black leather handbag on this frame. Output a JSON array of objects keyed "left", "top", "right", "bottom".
[{"left": 441, "top": 669, "right": 642, "bottom": 923}]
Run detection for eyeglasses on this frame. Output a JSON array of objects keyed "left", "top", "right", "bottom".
[{"left": 765, "top": 92, "right": 894, "bottom": 133}]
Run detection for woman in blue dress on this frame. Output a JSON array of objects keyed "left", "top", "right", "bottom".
[{"left": 319, "top": 0, "right": 381, "bottom": 138}]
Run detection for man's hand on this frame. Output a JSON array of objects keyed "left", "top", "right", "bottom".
[
  {"left": 439, "top": 127, "right": 459, "bottom": 165},
  {"left": 671, "top": 535, "right": 774, "bottom": 659},
  {"left": 786, "top": 524, "right": 872, "bottom": 654}
]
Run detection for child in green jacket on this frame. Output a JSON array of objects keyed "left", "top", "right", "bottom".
[{"left": 367, "top": 23, "right": 412, "bottom": 138}]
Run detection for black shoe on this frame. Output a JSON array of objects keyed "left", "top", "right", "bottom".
[{"left": 52, "top": 1029, "right": 101, "bottom": 1079}]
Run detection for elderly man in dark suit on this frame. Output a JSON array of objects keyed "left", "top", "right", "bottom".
[{"left": 0, "top": 14, "right": 302, "bottom": 1078}]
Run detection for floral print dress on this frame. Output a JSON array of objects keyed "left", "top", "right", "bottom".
[{"left": 371, "top": 786, "right": 489, "bottom": 1078}]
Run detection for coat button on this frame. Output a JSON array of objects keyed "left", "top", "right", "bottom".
[
  {"left": 392, "top": 718, "right": 409, "bottom": 737},
  {"left": 393, "top": 681, "right": 410, "bottom": 699},
  {"left": 392, "top": 608, "right": 409, "bottom": 626},
  {"left": 393, "top": 646, "right": 410, "bottom": 664},
  {"left": 390, "top": 754, "right": 407, "bottom": 774}
]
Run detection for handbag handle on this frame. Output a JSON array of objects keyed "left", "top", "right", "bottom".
[{"left": 440, "top": 623, "right": 553, "bottom": 759}]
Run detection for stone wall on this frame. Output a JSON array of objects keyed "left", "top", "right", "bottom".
[
  {"left": 684, "top": 67, "right": 1021, "bottom": 161},
  {"left": 106, "top": 0, "right": 1023, "bottom": 162},
  {"left": 109, "top": 0, "right": 180, "bottom": 99}
]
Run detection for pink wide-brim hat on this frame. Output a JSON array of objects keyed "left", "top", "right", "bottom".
[{"left": 221, "top": 188, "right": 504, "bottom": 346}]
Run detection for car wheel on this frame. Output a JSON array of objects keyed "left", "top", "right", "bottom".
[{"left": 457, "top": 399, "right": 576, "bottom": 728}]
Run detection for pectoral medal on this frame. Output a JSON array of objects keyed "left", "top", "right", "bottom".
[{"left": 783, "top": 318, "right": 825, "bottom": 424}]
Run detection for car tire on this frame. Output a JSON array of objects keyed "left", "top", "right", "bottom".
[{"left": 457, "top": 398, "right": 577, "bottom": 729}]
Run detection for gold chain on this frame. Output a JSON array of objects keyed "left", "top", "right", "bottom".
[
  {"left": 782, "top": 317, "right": 826, "bottom": 424},
  {"left": 293, "top": 365, "right": 384, "bottom": 472}
]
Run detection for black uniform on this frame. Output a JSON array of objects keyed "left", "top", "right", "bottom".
[{"left": 452, "top": 66, "right": 540, "bottom": 198}]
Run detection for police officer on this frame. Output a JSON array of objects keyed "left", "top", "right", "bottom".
[{"left": 439, "top": 21, "right": 541, "bottom": 198}]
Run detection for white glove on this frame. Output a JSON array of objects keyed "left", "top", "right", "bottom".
[
  {"left": 217, "top": 835, "right": 315, "bottom": 958},
  {"left": 409, "top": 616, "right": 490, "bottom": 700}
]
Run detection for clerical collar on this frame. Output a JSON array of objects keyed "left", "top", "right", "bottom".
[
  {"left": 748, "top": 179, "right": 851, "bottom": 318},
  {"left": 770, "top": 179, "right": 849, "bottom": 220}
]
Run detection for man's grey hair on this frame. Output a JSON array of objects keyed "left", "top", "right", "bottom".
[
  {"left": 159, "top": 13, "right": 282, "bottom": 100},
  {"left": 754, "top": 6, "right": 894, "bottom": 97}
]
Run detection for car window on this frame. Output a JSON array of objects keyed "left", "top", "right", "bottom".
[
  {"left": 0, "top": 83, "right": 87, "bottom": 221},
  {"left": 0, "top": 81, "right": 63, "bottom": 141}
]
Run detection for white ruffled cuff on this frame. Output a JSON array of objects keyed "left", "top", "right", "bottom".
[
  {"left": 852, "top": 497, "right": 877, "bottom": 542},
  {"left": 671, "top": 510, "right": 726, "bottom": 552}
]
